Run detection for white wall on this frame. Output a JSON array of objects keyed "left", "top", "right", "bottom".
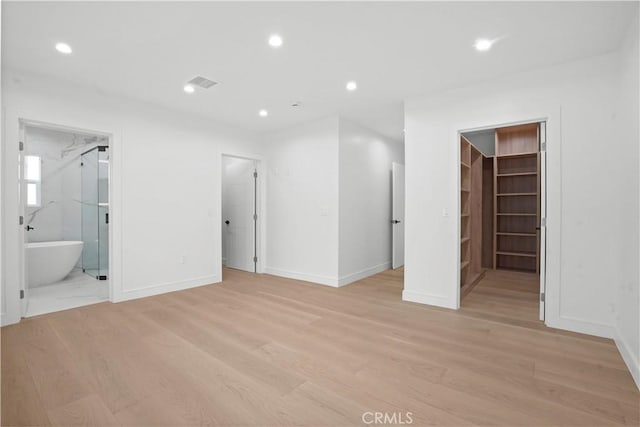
[
  {"left": 264, "top": 117, "right": 340, "bottom": 286},
  {"left": 614, "top": 13, "right": 640, "bottom": 389},
  {"left": 404, "top": 50, "right": 628, "bottom": 339},
  {"left": 1, "top": 69, "right": 261, "bottom": 325},
  {"left": 264, "top": 116, "right": 404, "bottom": 287},
  {"left": 338, "top": 118, "right": 403, "bottom": 285}
]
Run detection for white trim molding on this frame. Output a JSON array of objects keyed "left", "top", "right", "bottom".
[
  {"left": 338, "top": 262, "right": 391, "bottom": 287},
  {"left": 616, "top": 328, "right": 640, "bottom": 390},
  {"left": 264, "top": 267, "right": 339, "bottom": 287},
  {"left": 546, "top": 315, "right": 615, "bottom": 339},
  {"left": 402, "top": 290, "right": 456, "bottom": 309},
  {"left": 114, "top": 274, "right": 220, "bottom": 302}
]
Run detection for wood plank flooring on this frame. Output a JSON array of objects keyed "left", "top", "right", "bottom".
[
  {"left": 461, "top": 269, "right": 541, "bottom": 329},
  {"left": 2, "top": 268, "right": 638, "bottom": 426}
]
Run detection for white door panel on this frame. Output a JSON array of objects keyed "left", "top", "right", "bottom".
[
  {"left": 539, "top": 122, "right": 547, "bottom": 321},
  {"left": 20, "top": 125, "right": 28, "bottom": 316},
  {"left": 222, "top": 157, "right": 256, "bottom": 273},
  {"left": 392, "top": 162, "right": 405, "bottom": 269}
]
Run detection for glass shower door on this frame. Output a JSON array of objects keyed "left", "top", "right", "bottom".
[
  {"left": 97, "top": 147, "right": 109, "bottom": 277},
  {"left": 81, "top": 146, "right": 109, "bottom": 279}
]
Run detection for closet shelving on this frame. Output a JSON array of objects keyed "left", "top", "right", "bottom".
[
  {"left": 460, "top": 136, "right": 484, "bottom": 294},
  {"left": 459, "top": 123, "right": 541, "bottom": 298},
  {"left": 460, "top": 138, "right": 471, "bottom": 286},
  {"left": 493, "top": 124, "right": 540, "bottom": 273}
]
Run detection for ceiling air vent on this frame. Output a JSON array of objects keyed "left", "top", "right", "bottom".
[{"left": 187, "top": 76, "right": 218, "bottom": 89}]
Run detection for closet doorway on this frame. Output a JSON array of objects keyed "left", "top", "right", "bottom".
[{"left": 459, "top": 122, "right": 546, "bottom": 322}]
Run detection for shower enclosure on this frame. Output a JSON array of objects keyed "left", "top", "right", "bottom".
[{"left": 81, "top": 145, "right": 109, "bottom": 279}]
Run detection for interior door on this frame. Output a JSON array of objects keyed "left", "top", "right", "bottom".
[
  {"left": 392, "top": 162, "right": 405, "bottom": 269},
  {"left": 19, "top": 125, "right": 28, "bottom": 316},
  {"left": 539, "top": 122, "right": 547, "bottom": 321},
  {"left": 222, "top": 157, "right": 256, "bottom": 272}
]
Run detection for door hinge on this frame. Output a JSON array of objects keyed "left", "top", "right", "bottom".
[
  {"left": 541, "top": 218, "right": 546, "bottom": 227},
  {"left": 253, "top": 170, "right": 258, "bottom": 178},
  {"left": 19, "top": 216, "right": 24, "bottom": 225},
  {"left": 540, "top": 142, "right": 547, "bottom": 152},
  {"left": 253, "top": 256, "right": 258, "bottom": 263},
  {"left": 253, "top": 213, "right": 258, "bottom": 221},
  {"left": 19, "top": 141, "right": 24, "bottom": 151},
  {"left": 540, "top": 292, "right": 545, "bottom": 303},
  {"left": 20, "top": 290, "right": 24, "bottom": 299}
]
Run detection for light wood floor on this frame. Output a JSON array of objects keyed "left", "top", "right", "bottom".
[
  {"left": 461, "top": 269, "right": 542, "bottom": 329},
  {"left": 2, "top": 268, "right": 638, "bottom": 426}
]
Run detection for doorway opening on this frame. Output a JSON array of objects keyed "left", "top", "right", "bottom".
[
  {"left": 20, "top": 123, "right": 111, "bottom": 317},
  {"left": 458, "top": 122, "right": 546, "bottom": 324},
  {"left": 221, "top": 155, "right": 260, "bottom": 276}
]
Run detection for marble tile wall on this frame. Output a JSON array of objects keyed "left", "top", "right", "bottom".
[{"left": 25, "top": 126, "right": 107, "bottom": 244}]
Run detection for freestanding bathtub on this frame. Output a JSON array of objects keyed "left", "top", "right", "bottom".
[{"left": 27, "top": 241, "right": 84, "bottom": 288}]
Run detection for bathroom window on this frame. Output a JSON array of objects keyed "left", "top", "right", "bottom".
[{"left": 25, "top": 155, "right": 41, "bottom": 207}]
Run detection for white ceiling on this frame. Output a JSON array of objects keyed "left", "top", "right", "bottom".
[{"left": 2, "top": 1, "right": 636, "bottom": 141}]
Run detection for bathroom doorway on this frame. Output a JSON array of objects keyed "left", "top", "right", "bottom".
[{"left": 20, "top": 123, "right": 111, "bottom": 317}]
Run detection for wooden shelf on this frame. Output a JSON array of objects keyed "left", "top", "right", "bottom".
[
  {"left": 497, "top": 172, "right": 537, "bottom": 177},
  {"left": 496, "top": 151, "right": 538, "bottom": 159},
  {"left": 460, "top": 137, "right": 485, "bottom": 285},
  {"left": 492, "top": 123, "right": 540, "bottom": 273},
  {"left": 460, "top": 271, "right": 485, "bottom": 299},
  {"left": 496, "top": 251, "right": 536, "bottom": 258}
]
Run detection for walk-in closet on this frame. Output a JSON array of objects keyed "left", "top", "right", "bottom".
[{"left": 459, "top": 123, "right": 542, "bottom": 303}]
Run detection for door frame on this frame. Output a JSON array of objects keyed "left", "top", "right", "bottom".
[
  {"left": 455, "top": 115, "right": 553, "bottom": 324},
  {"left": 218, "top": 152, "right": 266, "bottom": 278},
  {"left": 2, "top": 110, "right": 121, "bottom": 325}
]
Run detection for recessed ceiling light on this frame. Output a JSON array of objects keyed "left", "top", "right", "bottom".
[
  {"left": 268, "top": 34, "right": 283, "bottom": 48},
  {"left": 346, "top": 81, "right": 357, "bottom": 91},
  {"left": 259, "top": 109, "right": 268, "bottom": 117},
  {"left": 55, "top": 42, "right": 72, "bottom": 54},
  {"left": 474, "top": 38, "right": 493, "bottom": 52},
  {"left": 183, "top": 84, "right": 195, "bottom": 94}
]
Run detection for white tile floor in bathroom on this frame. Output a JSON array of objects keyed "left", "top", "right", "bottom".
[{"left": 25, "top": 268, "right": 109, "bottom": 317}]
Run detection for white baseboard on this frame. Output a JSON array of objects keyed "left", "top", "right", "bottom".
[
  {"left": 338, "top": 262, "right": 391, "bottom": 287},
  {"left": 264, "top": 267, "right": 339, "bottom": 287},
  {"left": 402, "top": 289, "right": 457, "bottom": 309},
  {"left": 615, "top": 328, "right": 640, "bottom": 391},
  {"left": 1, "top": 311, "right": 20, "bottom": 327},
  {"left": 546, "top": 315, "right": 615, "bottom": 339},
  {"left": 113, "top": 274, "right": 220, "bottom": 302}
]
